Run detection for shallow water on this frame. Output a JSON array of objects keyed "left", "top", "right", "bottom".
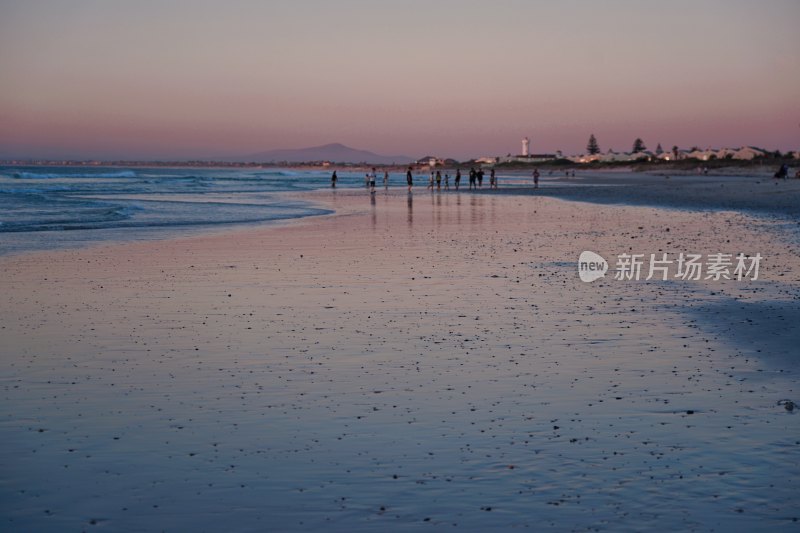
[{"left": 0, "top": 166, "right": 357, "bottom": 255}]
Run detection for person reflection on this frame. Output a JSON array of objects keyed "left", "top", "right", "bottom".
[
  {"left": 370, "top": 192, "right": 377, "bottom": 227},
  {"left": 407, "top": 193, "right": 413, "bottom": 226}
]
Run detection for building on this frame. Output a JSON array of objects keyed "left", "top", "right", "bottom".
[{"left": 521, "top": 137, "right": 530, "bottom": 157}]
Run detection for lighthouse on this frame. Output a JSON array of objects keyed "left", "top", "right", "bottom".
[{"left": 522, "top": 137, "right": 530, "bottom": 157}]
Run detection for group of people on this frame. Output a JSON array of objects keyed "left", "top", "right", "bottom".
[{"left": 331, "top": 167, "right": 548, "bottom": 192}]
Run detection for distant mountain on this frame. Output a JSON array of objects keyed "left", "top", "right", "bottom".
[{"left": 229, "top": 143, "right": 414, "bottom": 165}]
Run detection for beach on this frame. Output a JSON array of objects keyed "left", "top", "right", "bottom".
[{"left": 1, "top": 178, "right": 799, "bottom": 531}]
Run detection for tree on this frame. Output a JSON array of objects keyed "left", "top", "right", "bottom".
[
  {"left": 587, "top": 134, "right": 600, "bottom": 155},
  {"left": 655, "top": 143, "right": 663, "bottom": 154},
  {"left": 632, "top": 138, "right": 646, "bottom": 153}
]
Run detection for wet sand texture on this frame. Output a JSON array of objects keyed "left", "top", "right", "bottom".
[{"left": 1, "top": 188, "right": 799, "bottom": 531}]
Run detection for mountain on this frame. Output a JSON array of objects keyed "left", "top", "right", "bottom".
[{"left": 229, "top": 143, "right": 413, "bottom": 165}]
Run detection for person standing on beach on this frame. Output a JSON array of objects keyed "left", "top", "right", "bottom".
[
  {"left": 331, "top": 170, "right": 337, "bottom": 188},
  {"left": 436, "top": 171, "right": 442, "bottom": 190},
  {"left": 533, "top": 168, "right": 540, "bottom": 189},
  {"left": 455, "top": 169, "right": 461, "bottom": 190},
  {"left": 406, "top": 166, "right": 414, "bottom": 192},
  {"left": 369, "top": 167, "right": 377, "bottom": 193},
  {"left": 477, "top": 168, "right": 484, "bottom": 188},
  {"left": 428, "top": 171, "right": 435, "bottom": 190},
  {"left": 383, "top": 171, "right": 390, "bottom": 190},
  {"left": 490, "top": 168, "right": 496, "bottom": 189},
  {"left": 469, "top": 168, "right": 476, "bottom": 189},
  {"left": 444, "top": 173, "right": 450, "bottom": 190}
]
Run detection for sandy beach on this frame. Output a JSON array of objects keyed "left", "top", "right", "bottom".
[{"left": 2, "top": 179, "right": 799, "bottom": 531}]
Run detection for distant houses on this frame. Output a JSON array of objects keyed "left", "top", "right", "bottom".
[
  {"left": 680, "top": 146, "right": 768, "bottom": 161},
  {"left": 414, "top": 156, "right": 461, "bottom": 167},
  {"left": 569, "top": 146, "right": 776, "bottom": 164},
  {"left": 407, "top": 144, "right": 795, "bottom": 169},
  {"left": 497, "top": 153, "right": 560, "bottom": 164}
]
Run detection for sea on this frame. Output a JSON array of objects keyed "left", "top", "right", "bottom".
[
  {"left": 0, "top": 165, "right": 558, "bottom": 256},
  {"left": 0, "top": 166, "right": 371, "bottom": 256}
]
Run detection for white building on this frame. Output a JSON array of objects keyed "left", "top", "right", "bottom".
[{"left": 521, "top": 137, "right": 530, "bottom": 157}]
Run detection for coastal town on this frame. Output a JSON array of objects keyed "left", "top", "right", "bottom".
[{"left": 2, "top": 137, "right": 798, "bottom": 170}]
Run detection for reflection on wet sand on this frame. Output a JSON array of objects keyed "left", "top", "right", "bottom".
[
  {"left": 470, "top": 195, "right": 484, "bottom": 226},
  {"left": 370, "top": 193, "right": 376, "bottom": 228},
  {"left": 343, "top": 189, "right": 502, "bottom": 232},
  {"left": 407, "top": 193, "right": 413, "bottom": 227}
]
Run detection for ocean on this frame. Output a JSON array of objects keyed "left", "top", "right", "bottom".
[
  {"left": 0, "top": 166, "right": 370, "bottom": 256},
  {"left": 0, "top": 165, "right": 584, "bottom": 256}
]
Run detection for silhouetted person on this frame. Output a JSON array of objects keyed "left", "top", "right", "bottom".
[
  {"left": 331, "top": 170, "right": 337, "bottom": 188},
  {"left": 455, "top": 169, "right": 461, "bottom": 190},
  {"left": 406, "top": 167, "right": 414, "bottom": 192},
  {"left": 369, "top": 167, "right": 377, "bottom": 193}
]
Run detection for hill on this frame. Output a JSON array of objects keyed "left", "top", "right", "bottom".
[{"left": 228, "top": 143, "right": 413, "bottom": 165}]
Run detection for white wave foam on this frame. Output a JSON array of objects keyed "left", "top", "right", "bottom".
[{"left": 13, "top": 170, "right": 137, "bottom": 179}]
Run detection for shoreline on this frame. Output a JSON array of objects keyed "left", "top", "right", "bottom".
[{"left": 3, "top": 171, "right": 800, "bottom": 260}]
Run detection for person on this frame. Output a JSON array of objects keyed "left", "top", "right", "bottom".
[
  {"left": 331, "top": 170, "right": 337, "bottom": 188},
  {"left": 477, "top": 168, "right": 484, "bottom": 188},
  {"left": 533, "top": 168, "right": 540, "bottom": 189},
  {"left": 435, "top": 171, "right": 442, "bottom": 190},
  {"left": 369, "top": 167, "right": 377, "bottom": 193},
  {"left": 490, "top": 168, "right": 497, "bottom": 189},
  {"left": 775, "top": 163, "right": 789, "bottom": 179},
  {"left": 365, "top": 172, "right": 370, "bottom": 188},
  {"left": 455, "top": 169, "right": 461, "bottom": 190},
  {"left": 469, "top": 168, "right": 476, "bottom": 189},
  {"left": 383, "top": 171, "right": 389, "bottom": 190},
  {"left": 406, "top": 166, "right": 414, "bottom": 192},
  {"left": 428, "top": 171, "right": 434, "bottom": 190},
  {"left": 444, "top": 173, "right": 450, "bottom": 190}
]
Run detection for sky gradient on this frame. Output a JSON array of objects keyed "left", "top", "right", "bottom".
[{"left": 1, "top": 0, "right": 798, "bottom": 160}]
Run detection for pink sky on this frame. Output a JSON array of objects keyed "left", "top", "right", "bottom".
[{"left": 1, "top": 0, "right": 798, "bottom": 160}]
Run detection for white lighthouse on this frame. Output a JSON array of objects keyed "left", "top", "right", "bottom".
[{"left": 521, "top": 137, "right": 530, "bottom": 157}]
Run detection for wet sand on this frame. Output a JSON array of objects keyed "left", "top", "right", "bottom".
[
  {"left": 497, "top": 170, "right": 800, "bottom": 217},
  {"left": 1, "top": 185, "right": 799, "bottom": 531}
]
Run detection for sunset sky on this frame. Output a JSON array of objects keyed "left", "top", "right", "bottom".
[{"left": 1, "top": 0, "right": 798, "bottom": 160}]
